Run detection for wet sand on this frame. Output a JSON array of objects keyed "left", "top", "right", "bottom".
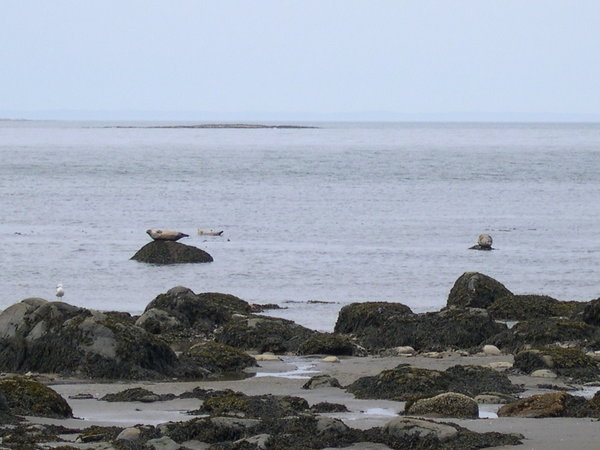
[{"left": 26, "top": 353, "right": 600, "bottom": 450}]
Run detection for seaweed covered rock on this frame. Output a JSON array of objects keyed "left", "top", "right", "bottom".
[
  {"left": 136, "top": 287, "right": 253, "bottom": 348},
  {"left": 131, "top": 240, "right": 213, "bottom": 264},
  {"left": 100, "top": 388, "right": 176, "bottom": 403},
  {"left": 0, "top": 298, "right": 210, "bottom": 380},
  {"left": 194, "top": 390, "right": 310, "bottom": 419},
  {"left": 334, "top": 302, "right": 413, "bottom": 334},
  {"left": 488, "top": 295, "right": 585, "bottom": 321},
  {"left": 335, "top": 305, "right": 506, "bottom": 352},
  {"left": 302, "top": 375, "right": 342, "bottom": 390},
  {"left": 215, "top": 315, "right": 315, "bottom": 353},
  {"left": 347, "top": 364, "right": 521, "bottom": 401},
  {"left": 404, "top": 392, "right": 479, "bottom": 419},
  {"left": 513, "top": 346, "right": 599, "bottom": 381},
  {"left": 446, "top": 272, "right": 512, "bottom": 309},
  {"left": 487, "top": 318, "right": 600, "bottom": 353},
  {"left": 179, "top": 341, "right": 257, "bottom": 376},
  {"left": 298, "top": 333, "right": 362, "bottom": 356},
  {"left": 497, "top": 391, "right": 585, "bottom": 418},
  {"left": 0, "top": 376, "right": 72, "bottom": 418}
]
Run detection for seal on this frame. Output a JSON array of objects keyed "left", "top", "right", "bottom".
[
  {"left": 146, "top": 229, "right": 189, "bottom": 241},
  {"left": 469, "top": 233, "right": 493, "bottom": 250},
  {"left": 197, "top": 229, "right": 224, "bottom": 236}
]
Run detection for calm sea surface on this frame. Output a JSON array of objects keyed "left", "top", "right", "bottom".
[{"left": 2, "top": 120, "right": 600, "bottom": 331}]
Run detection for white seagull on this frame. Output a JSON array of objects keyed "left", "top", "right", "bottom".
[{"left": 55, "top": 284, "right": 64, "bottom": 299}]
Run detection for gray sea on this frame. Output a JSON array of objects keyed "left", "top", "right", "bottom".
[{"left": 2, "top": 120, "right": 600, "bottom": 331}]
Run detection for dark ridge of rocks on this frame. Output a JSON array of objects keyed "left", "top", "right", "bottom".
[
  {"left": 512, "top": 346, "right": 600, "bottom": 382},
  {"left": 310, "top": 402, "right": 350, "bottom": 413},
  {"left": 446, "top": 272, "right": 513, "bottom": 309},
  {"left": 488, "top": 294, "right": 586, "bottom": 321},
  {"left": 100, "top": 388, "right": 176, "bottom": 403},
  {"left": 335, "top": 304, "right": 505, "bottom": 352},
  {"left": 131, "top": 240, "right": 213, "bottom": 264},
  {"left": 215, "top": 315, "right": 316, "bottom": 354},
  {"left": 347, "top": 364, "right": 522, "bottom": 401},
  {"left": 486, "top": 317, "right": 600, "bottom": 353}
]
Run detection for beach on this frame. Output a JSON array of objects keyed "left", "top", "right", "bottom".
[{"left": 19, "top": 353, "right": 599, "bottom": 449}]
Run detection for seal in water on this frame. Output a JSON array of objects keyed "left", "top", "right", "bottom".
[
  {"left": 470, "top": 233, "right": 493, "bottom": 250},
  {"left": 146, "top": 229, "right": 189, "bottom": 241}
]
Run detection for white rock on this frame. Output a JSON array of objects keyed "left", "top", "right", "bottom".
[
  {"left": 488, "top": 361, "right": 513, "bottom": 371},
  {"left": 482, "top": 344, "right": 502, "bottom": 356},
  {"left": 384, "top": 417, "right": 458, "bottom": 442},
  {"left": 394, "top": 346, "right": 416, "bottom": 355},
  {"left": 531, "top": 369, "right": 557, "bottom": 378},
  {"left": 254, "top": 353, "right": 281, "bottom": 361},
  {"left": 321, "top": 356, "right": 340, "bottom": 363},
  {"left": 117, "top": 427, "right": 141, "bottom": 441}
]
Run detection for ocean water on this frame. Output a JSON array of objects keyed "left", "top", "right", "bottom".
[{"left": 1, "top": 120, "right": 600, "bottom": 331}]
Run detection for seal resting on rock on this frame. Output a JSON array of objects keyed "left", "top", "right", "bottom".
[
  {"left": 146, "top": 229, "right": 189, "bottom": 241},
  {"left": 470, "top": 233, "right": 493, "bottom": 250}
]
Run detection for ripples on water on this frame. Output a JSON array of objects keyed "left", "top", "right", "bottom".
[{"left": 1, "top": 121, "right": 600, "bottom": 331}]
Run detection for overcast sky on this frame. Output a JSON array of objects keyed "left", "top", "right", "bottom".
[{"left": 2, "top": 1, "right": 600, "bottom": 120}]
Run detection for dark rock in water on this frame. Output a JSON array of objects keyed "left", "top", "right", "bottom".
[
  {"left": 347, "top": 364, "right": 521, "bottom": 401},
  {"left": 193, "top": 390, "right": 310, "bottom": 419},
  {"left": 131, "top": 240, "right": 213, "bottom": 264},
  {"left": 100, "top": 387, "right": 176, "bottom": 403},
  {"left": 0, "top": 298, "right": 215, "bottom": 380},
  {"left": 488, "top": 294, "right": 586, "bottom": 321},
  {"left": 298, "top": 333, "right": 363, "bottom": 356},
  {"left": 136, "top": 286, "right": 253, "bottom": 348},
  {"left": 311, "top": 402, "right": 349, "bottom": 413},
  {"left": 334, "top": 302, "right": 413, "bottom": 334},
  {"left": 334, "top": 304, "right": 506, "bottom": 352},
  {"left": 404, "top": 392, "right": 479, "bottom": 419},
  {"left": 486, "top": 317, "right": 600, "bottom": 353},
  {"left": 302, "top": 374, "right": 342, "bottom": 390},
  {"left": 582, "top": 297, "right": 600, "bottom": 326},
  {"left": 513, "top": 346, "right": 599, "bottom": 382},
  {"left": 215, "top": 315, "right": 316, "bottom": 353},
  {"left": 0, "top": 376, "right": 72, "bottom": 418},
  {"left": 178, "top": 341, "right": 257, "bottom": 376},
  {"left": 447, "top": 272, "right": 512, "bottom": 309}
]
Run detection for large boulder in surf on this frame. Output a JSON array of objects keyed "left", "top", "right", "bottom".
[
  {"left": 215, "top": 315, "right": 316, "bottom": 354},
  {"left": 136, "top": 286, "right": 253, "bottom": 349},
  {"left": 446, "top": 272, "right": 512, "bottom": 309},
  {"left": 0, "top": 298, "right": 211, "bottom": 380},
  {"left": 131, "top": 240, "right": 213, "bottom": 264},
  {"left": 335, "top": 303, "right": 505, "bottom": 352}
]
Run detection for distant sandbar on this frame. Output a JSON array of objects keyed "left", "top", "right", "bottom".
[{"left": 107, "top": 123, "right": 318, "bottom": 129}]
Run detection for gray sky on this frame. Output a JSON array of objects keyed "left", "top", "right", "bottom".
[{"left": 2, "top": 1, "right": 600, "bottom": 121}]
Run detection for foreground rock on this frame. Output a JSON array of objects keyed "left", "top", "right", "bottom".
[
  {"left": 131, "top": 240, "right": 213, "bottom": 264},
  {"left": 335, "top": 303, "right": 506, "bottom": 352},
  {"left": 0, "top": 298, "right": 234, "bottom": 380},
  {"left": 0, "top": 376, "right": 72, "bottom": 418},
  {"left": 298, "top": 332, "right": 364, "bottom": 356},
  {"left": 347, "top": 364, "right": 521, "bottom": 401},
  {"left": 498, "top": 391, "right": 600, "bottom": 418},
  {"left": 405, "top": 392, "right": 479, "bottom": 419}
]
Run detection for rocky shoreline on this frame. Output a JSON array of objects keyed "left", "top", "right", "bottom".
[{"left": 1, "top": 272, "right": 600, "bottom": 448}]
